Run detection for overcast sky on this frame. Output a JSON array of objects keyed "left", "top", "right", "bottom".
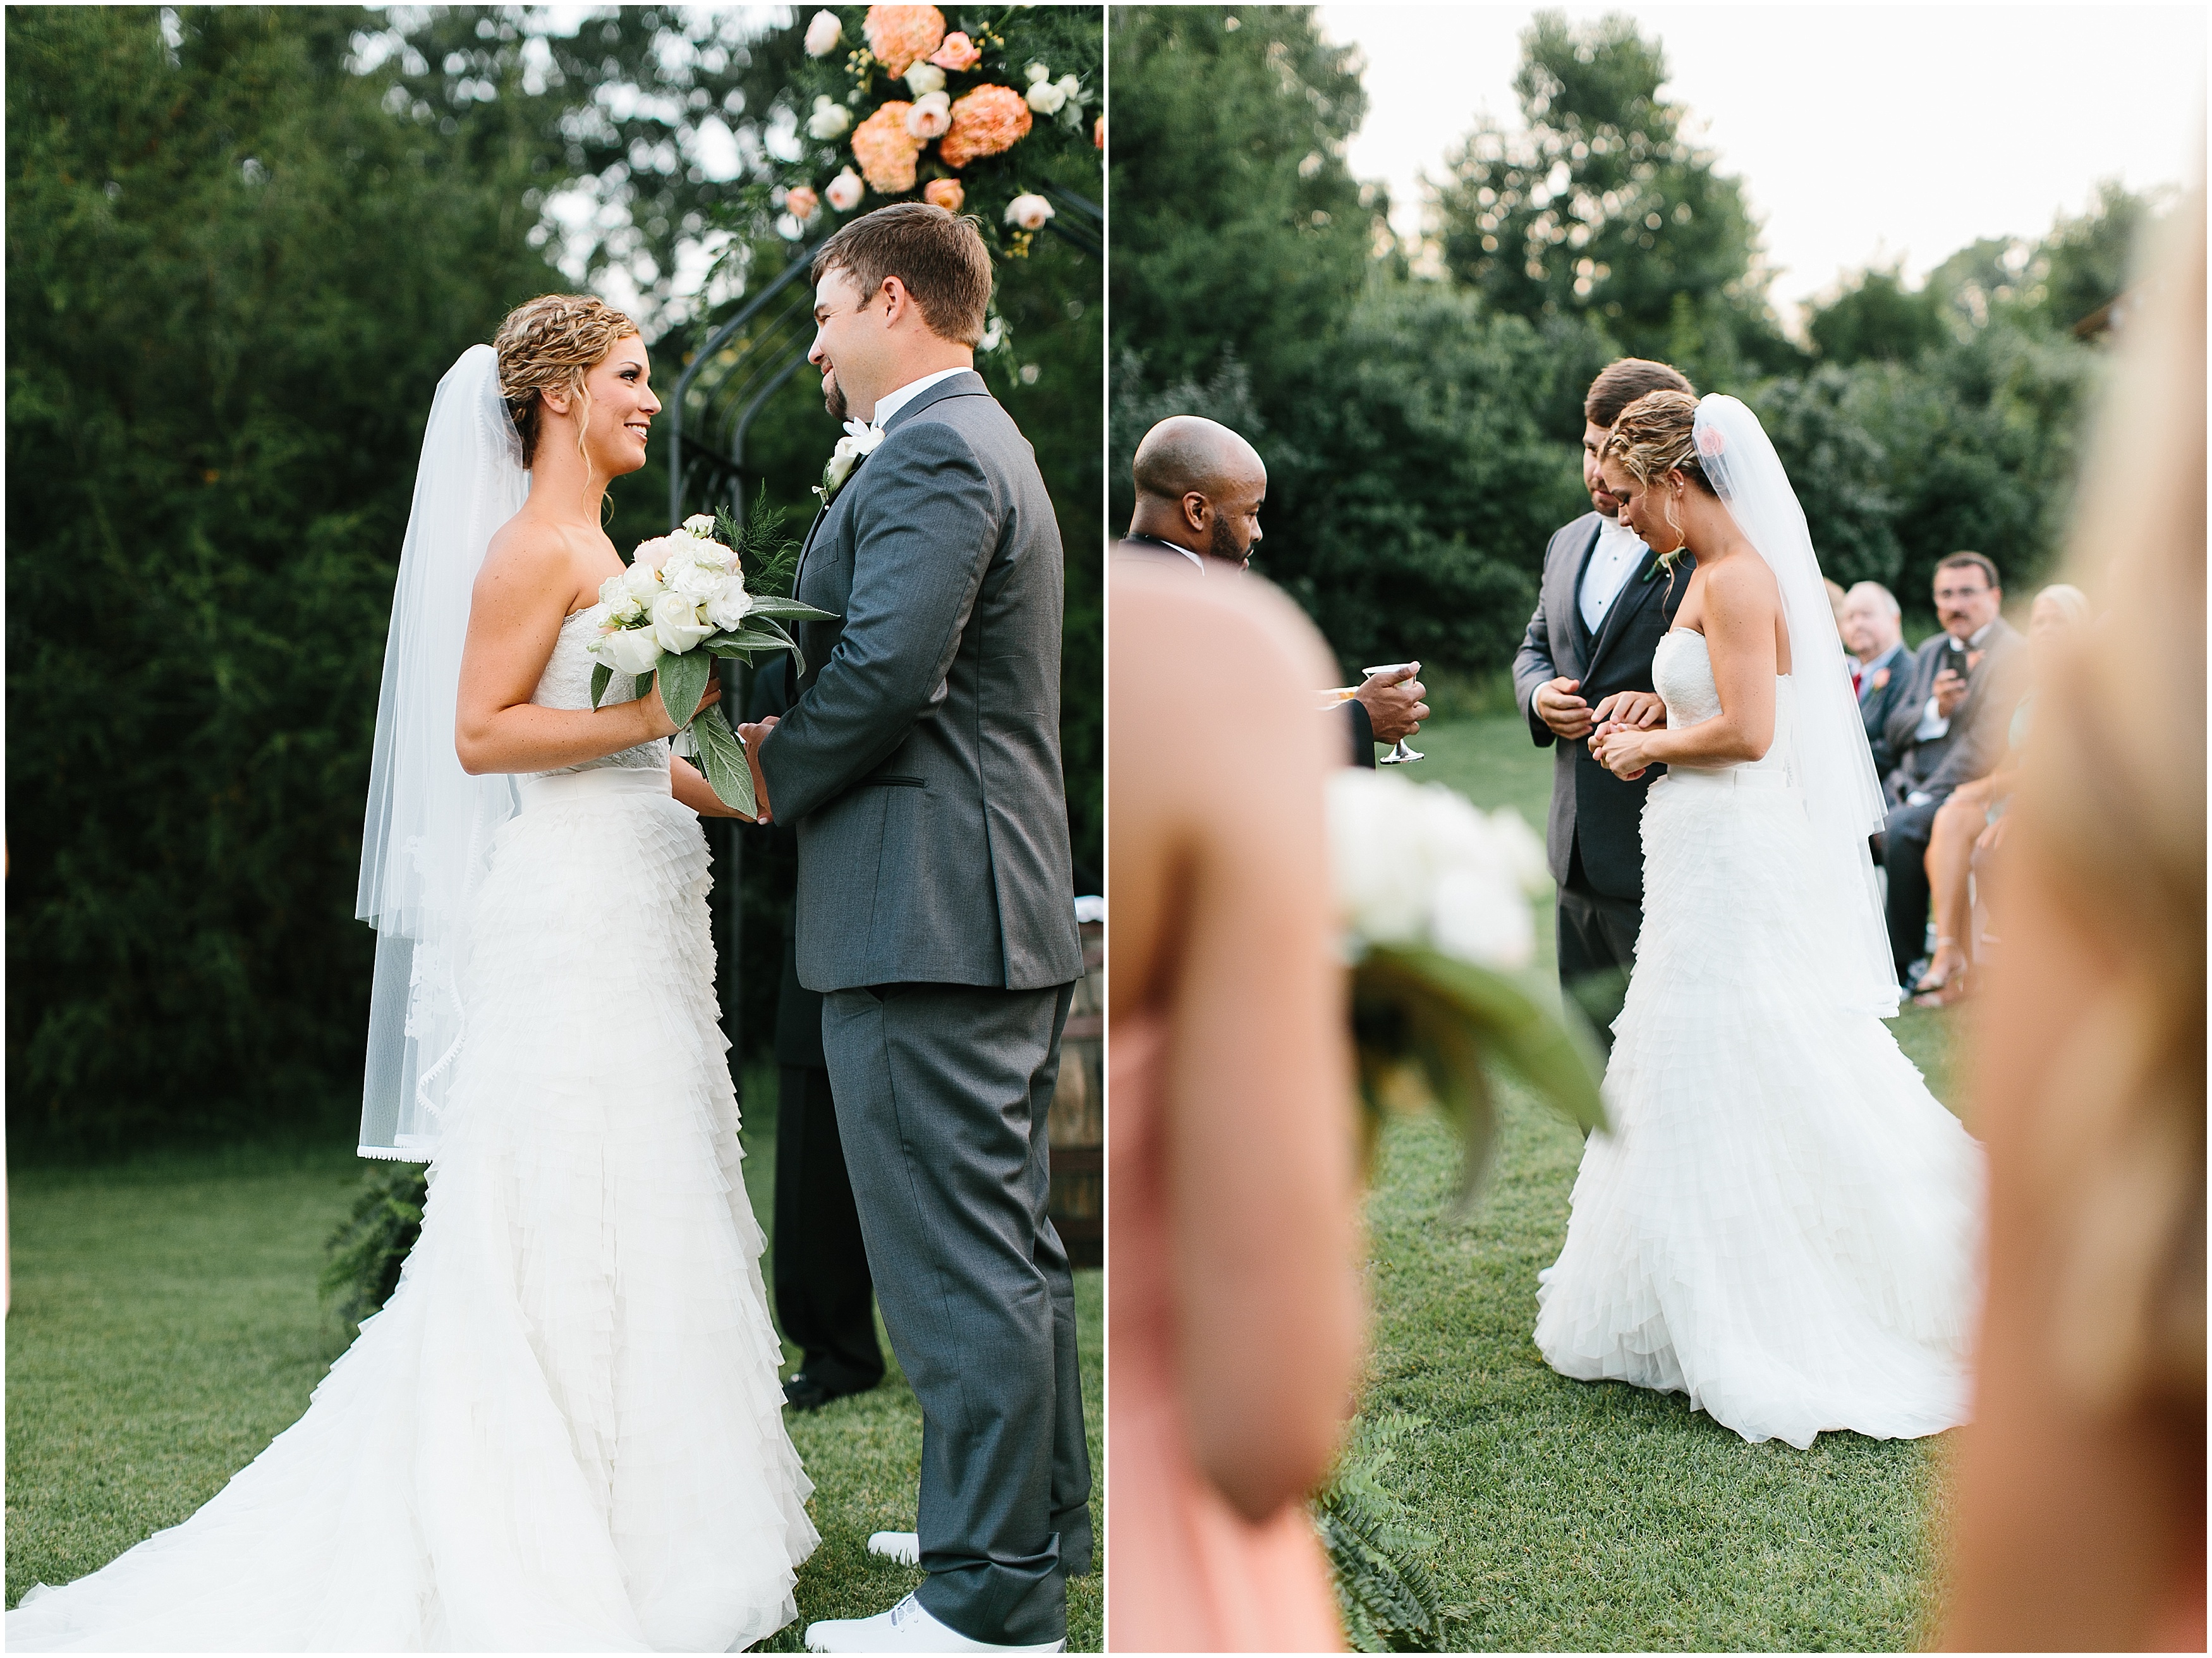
[{"left": 1315, "top": 3, "right": 2205, "bottom": 327}]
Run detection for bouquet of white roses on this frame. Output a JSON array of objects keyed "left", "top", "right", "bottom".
[
  {"left": 586, "top": 508, "right": 836, "bottom": 817},
  {"left": 1326, "top": 767, "right": 1607, "bottom": 1201}
]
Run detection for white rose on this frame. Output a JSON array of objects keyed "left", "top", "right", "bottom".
[
  {"left": 1326, "top": 770, "right": 1430, "bottom": 948},
  {"left": 682, "top": 513, "right": 717, "bottom": 537},
  {"left": 1026, "top": 61, "right": 1051, "bottom": 85},
  {"left": 825, "top": 168, "right": 863, "bottom": 212},
  {"left": 806, "top": 95, "right": 851, "bottom": 140},
  {"left": 618, "top": 559, "right": 664, "bottom": 605},
  {"left": 593, "top": 623, "right": 664, "bottom": 677},
  {"left": 1429, "top": 867, "right": 1535, "bottom": 969},
  {"left": 905, "top": 90, "right": 951, "bottom": 139},
  {"left": 667, "top": 556, "right": 724, "bottom": 600},
  {"left": 1004, "top": 192, "right": 1056, "bottom": 231},
  {"left": 903, "top": 63, "right": 945, "bottom": 97},
  {"left": 703, "top": 573, "right": 753, "bottom": 631},
  {"left": 1055, "top": 74, "right": 1083, "bottom": 106},
  {"left": 1024, "top": 80, "right": 1066, "bottom": 116},
  {"left": 803, "top": 9, "right": 842, "bottom": 57},
  {"left": 649, "top": 591, "right": 714, "bottom": 657},
  {"left": 629, "top": 533, "right": 686, "bottom": 572}
]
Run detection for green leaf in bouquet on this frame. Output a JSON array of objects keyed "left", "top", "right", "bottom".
[
  {"left": 715, "top": 484, "right": 801, "bottom": 599},
  {"left": 655, "top": 648, "right": 714, "bottom": 735},
  {"left": 588, "top": 662, "right": 613, "bottom": 710},
  {"left": 1352, "top": 946, "right": 1607, "bottom": 1210},
  {"left": 737, "top": 594, "right": 839, "bottom": 623},
  {"left": 688, "top": 702, "right": 756, "bottom": 818}
]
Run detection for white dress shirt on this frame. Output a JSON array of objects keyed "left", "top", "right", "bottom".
[
  {"left": 868, "top": 364, "right": 971, "bottom": 429},
  {"left": 1579, "top": 515, "right": 1649, "bottom": 637}
]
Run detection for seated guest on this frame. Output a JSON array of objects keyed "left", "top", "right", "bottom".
[
  {"left": 1913, "top": 583, "right": 2091, "bottom": 1005},
  {"left": 1842, "top": 580, "right": 1912, "bottom": 779},
  {"left": 1880, "top": 552, "right": 2026, "bottom": 991},
  {"left": 1117, "top": 414, "right": 1426, "bottom": 767}
]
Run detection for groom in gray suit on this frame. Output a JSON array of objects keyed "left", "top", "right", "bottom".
[{"left": 739, "top": 204, "right": 1089, "bottom": 1654}]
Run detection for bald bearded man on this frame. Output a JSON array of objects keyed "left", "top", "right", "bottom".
[{"left": 1115, "top": 415, "right": 1426, "bottom": 764}]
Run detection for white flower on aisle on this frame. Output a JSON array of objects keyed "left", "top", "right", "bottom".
[{"left": 1326, "top": 768, "right": 1548, "bottom": 970}]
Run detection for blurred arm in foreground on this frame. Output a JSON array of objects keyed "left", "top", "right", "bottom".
[
  {"left": 1107, "top": 556, "right": 1366, "bottom": 1652},
  {"left": 1941, "top": 182, "right": 2204, "bottom": 1653}
]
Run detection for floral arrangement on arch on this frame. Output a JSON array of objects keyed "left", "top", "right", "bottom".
[{"left": 777, "top": 5, "right": 1101, "bottom": 259}]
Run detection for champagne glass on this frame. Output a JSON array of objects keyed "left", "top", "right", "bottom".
[{"left": 1362, "top": 662, "right": 1425, "bottom": 764}]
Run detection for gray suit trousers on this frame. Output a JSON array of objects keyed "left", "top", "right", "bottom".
[{"left": 821, "top": 980, "right": 1091, "bottom": 1646}]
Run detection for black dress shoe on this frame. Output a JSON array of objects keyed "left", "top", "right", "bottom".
[{"left": 783, "top": 1370, "right": 873, "bottom": 1412}]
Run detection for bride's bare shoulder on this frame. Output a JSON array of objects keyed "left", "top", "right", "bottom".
[
  {"left": 475, "top": 510, "right": 592, "bottom": 614},
  {"left": 1703, "top": 546, "right": 1783, "bottom": 615}
]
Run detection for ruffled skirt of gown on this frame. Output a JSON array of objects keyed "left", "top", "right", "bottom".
[
  {"left": 9, "top": 770, "right": 817, "bottom": 1650},
  {"left": 1533, "top": 759, "right": 1984, "bottom": 1449}
]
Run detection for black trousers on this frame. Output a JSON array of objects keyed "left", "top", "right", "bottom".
[
  {"left": 1882, "top": 793, "right": 1945, "bottom": 984},
  {"left": 1557, "top": 838, "right": 1643, "bottom": 1054},
  {"left": 772, "top": 1063, "right": 884, "bottom": 1396}
]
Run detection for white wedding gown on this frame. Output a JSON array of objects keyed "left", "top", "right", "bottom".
[
  {"left": 1534, "top": 629, "right": 1983, "bottom": 1449},
  {"left": 11, "top": 610, "right": 818, "bottom": 1651}
]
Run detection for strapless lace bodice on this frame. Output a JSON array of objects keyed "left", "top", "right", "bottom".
[
  {"left": 1652, "top": 628, "right": 1792, "bottom": 777},
  {"left": 530, "top": 605, "right": 667, "bottom": 778}
]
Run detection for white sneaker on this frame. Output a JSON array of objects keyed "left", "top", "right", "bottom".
[
  {"left": 868, "top": 1530, "right": 921, "bottom": 1567},
  {"left": 803, "top": 1592, "right": 1065, "bottom": 1653}
]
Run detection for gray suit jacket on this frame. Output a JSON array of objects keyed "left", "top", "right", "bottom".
[
  {"left": 1881, "top": 619, "right": 2026, "bottom": 801},
  {"left": 759, "top": 370, "right": 1084, "bottom": 995},
  {"left": 1510, "top": 513, "right": 1684, "bottom": 903}
]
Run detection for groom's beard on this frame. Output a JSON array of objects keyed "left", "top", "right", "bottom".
[{"left": 823, "top": 375, "right": 849, "bottom": 424}]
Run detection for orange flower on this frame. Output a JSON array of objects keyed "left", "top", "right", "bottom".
[
  {"left": 851, "top": 101, "right": 925, "bottom": 193},
  {"left": 1093, "top": 114, "right": 1105, "bottom": 149},
  {"left": 863, "top": 5, "right": 945, "bottom": 77},
  {"left": 938, "top": 83, "right": 1032, "bottom": 170},
  {"left": 923, "top": 178, "right": 965, "bottom": 212},
  {"left": 929, "top": 30, "right": 981, "bottom": 71}
]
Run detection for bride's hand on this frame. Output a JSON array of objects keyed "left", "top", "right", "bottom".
[
  {"left": 638, "top": 670, "right": 722, "bottom": 740},
  {"left": 1593, "top": 722, "right": 1653, "bottom": 781}
]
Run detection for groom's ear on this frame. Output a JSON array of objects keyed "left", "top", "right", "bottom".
[{"left": 878, "top": 276, "right": 915, "bottom": 329}]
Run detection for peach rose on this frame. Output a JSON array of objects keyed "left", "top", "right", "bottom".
[
  {"left": 825, "top": 168, "right": 864, "bottom": 212},
  {"left": 923, "top": 178, "right": 964, "bottom": 212},
  {"left": 851, "top": 101, "right": 925, "bottom": 193},
  {"left": 1093, "top": 114, "right": 1105, "bottom": 149},
  {"left": 937, "top": 83, "right": 1032, "bottom": 170},
  {"left": 929, "top": 31, "right": 981, "bottom": 71},
  {"left": 863, "top": 4, "right": 945, "bottom": 77},
  {"left": 784, "top": 185, "right": 820, "bottom": 221}
]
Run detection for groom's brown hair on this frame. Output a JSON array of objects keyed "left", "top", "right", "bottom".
[
  {"left": 812, "top": 203, "right": 994, "bottom": 347},
  {"left": 1584, "top": 358, "right": 1695, "bottom": 429}
]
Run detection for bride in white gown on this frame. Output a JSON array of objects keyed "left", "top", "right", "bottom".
[
  {"left": 9, "top": 298, "right": 817, "bottom": 1650},
  {"left": 1533, "top": 389, "right": 1983, "bottom": 1450}
]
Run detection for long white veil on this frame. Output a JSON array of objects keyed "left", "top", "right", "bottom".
[
  {"left": 1693, "top": 394, "right": 1902, "bottom": 1018},
  {"left": 355, "top": 344, "right": 528, "bottom": 1159}
]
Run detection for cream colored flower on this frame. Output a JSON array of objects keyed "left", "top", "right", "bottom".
[
  {"left": 593, "top": 623, "right": 663, "bottom": 676},
  {"left": 905, "top": 90, "right": 952, "bottom": 139},
  {"left": 825, "top": 168, "right": 864, "bottom": 211},
  {"left": 903, "top": 62, "right": 945, "bottom": 96},
  {"left": 649, "top": 591, "right": 714, "bottom": 657},
  {"left": 806, "top": 96, "right": 851, "bottom": 140},
  {"left": 803, "top": 9, "right": 842, "bottom": 57},
  {"left": 1024, "top": 79, "right": 1066, "bottom": 116},
  {"left": 1004, "top": 192, "right": 1055, "bottom": 231}
]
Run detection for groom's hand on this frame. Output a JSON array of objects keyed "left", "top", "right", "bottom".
[
  {"left": 1536, "top": 676, "right": 1593, "bottom": 740},
  {"left": 1592, "top": 690, "right": 1665, "bottom": 731},
  {"left": 736, "top": 716, "right": 779, "bottom": 824}
]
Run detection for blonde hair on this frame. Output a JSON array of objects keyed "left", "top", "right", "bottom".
[
  {"left": 493, "top": 294, "right": 640, "bottom": 468},
  {"left": 1601, "top": 388, "right": 1714, "bottom": 564},
  {"left": 2032, "top": 582, "right": 2091, "bottom": 627}
]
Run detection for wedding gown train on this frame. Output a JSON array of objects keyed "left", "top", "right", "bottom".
[
  {"left": 1534, "top": 629, "right": 1983, "bottom": 1449},
  {"left": 10, "top": 610, "right": 817, "bottom": 1651}
]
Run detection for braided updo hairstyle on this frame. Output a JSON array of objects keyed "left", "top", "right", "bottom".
[
  {"left": 492, "top": 294, "right": 640, "bottom": 468},
  {"left": 1600, "top": 388, "right": 1715, "bottom": 495}
]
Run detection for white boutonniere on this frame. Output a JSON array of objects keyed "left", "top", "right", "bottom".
[{"left": 814, "top": 417, "right": 885, "bottom": 508}]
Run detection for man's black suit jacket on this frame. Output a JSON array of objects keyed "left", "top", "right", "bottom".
[{"left": 1510, "top": 513, "right": 1686, "bottom": 905}]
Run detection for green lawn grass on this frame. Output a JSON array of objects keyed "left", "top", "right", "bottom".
[
  {"left": 5, "top": 1076, "right": 1103, "bottom": 1652},
  {"left": 1349, "top": 714, "right": 1962, "bottom": 1651}
]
